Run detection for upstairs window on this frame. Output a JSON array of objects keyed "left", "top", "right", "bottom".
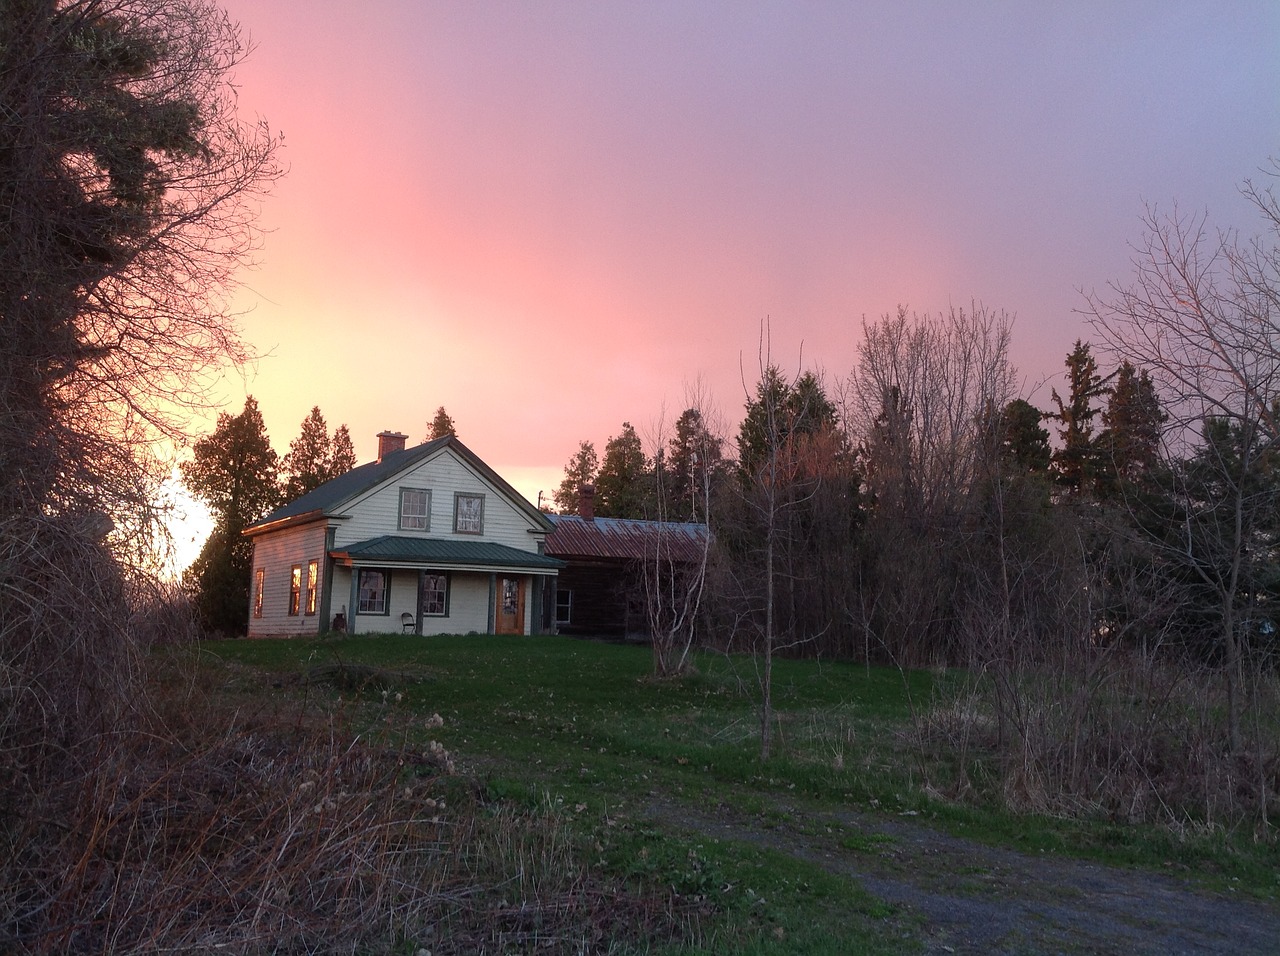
[
  {"left": 400, "top": 488, "right": 431, "bottom": 531},
  {"left": 454, "top": 493, "right": 484, "bottom": 534}
]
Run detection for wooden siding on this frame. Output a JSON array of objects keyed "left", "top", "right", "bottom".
[
  {"left": 248, "top": 521, "right": 329, "bottom": 638},
  {"left": 555, "top": 560, "right": 646, "bottom": 637},
  {"left": 334, "top": 447, "right": 545, "bottom": 553},
  {"left": 427, "top": 574, "right": 491, "bottom": 635}
]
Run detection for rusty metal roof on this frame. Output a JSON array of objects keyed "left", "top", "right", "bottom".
[{"left": 545, "top": 515, "right": 709, "bottom": 563}]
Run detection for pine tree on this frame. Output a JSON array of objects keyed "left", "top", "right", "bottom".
[
  {"left": 1000, "top": 399, "right": 1052, "bottom": 474},
  {"left": 663, "top": 408, "right": 724, "bottom": 521},
  {"left": 331, "top": 424, "right": 357, "bottom": 475},
  {"left": 426, "top": 406, "right": 457, "bottom": 441},
  {"left": 280, "top": 407, "right": 358, "bottom": 501},
  {"left": 554, "top": 441, "right": 599, "bottom": 513},
  {"left": 1049, "top": 341, "right": 1110, "bottom": 492},
  {"left": 1096, "top": 361, "right": 1165, "bottom": 495},
  {"left": 737, "top": 367, "right": 837, "bottom": 483},
  {"left": 281, "top": 407, "right": 331, "bottom": 501}
]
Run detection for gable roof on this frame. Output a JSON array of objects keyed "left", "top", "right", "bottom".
[
  {"left": 545, "top": 514, "right": 709, "bottom": 563},
  {"left": 245, "top": 435, "right": 553, "bottom": 536}
]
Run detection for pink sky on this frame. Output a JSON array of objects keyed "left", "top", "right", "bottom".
[{"left": 202, "top": 0, "right": 1278, "bottom": 508}]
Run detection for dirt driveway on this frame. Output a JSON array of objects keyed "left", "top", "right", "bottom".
[{"left": 651, "top": 799, "right": 1280, "bottom": 955}]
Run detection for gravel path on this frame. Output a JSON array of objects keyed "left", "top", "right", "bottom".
[{"left": 648, "top": 800, "right": 1280, "bottom": 955}]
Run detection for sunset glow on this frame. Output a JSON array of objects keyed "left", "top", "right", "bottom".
[{"left": 205, "top": 0, "right": 1278, "bottom": 511}]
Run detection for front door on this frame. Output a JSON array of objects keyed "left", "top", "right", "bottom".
[{"left": 495, "top": 576, "right": 525, "bottom": 634}]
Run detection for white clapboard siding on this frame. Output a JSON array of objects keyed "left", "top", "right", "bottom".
[
  {"left": 333, "top": 446, "right": 542, "bottom": 552},
  {"left": 247, "top": 520, "right": 328, "bottom": 638}
]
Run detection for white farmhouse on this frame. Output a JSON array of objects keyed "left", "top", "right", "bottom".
[{"left": 244, "top": 431, "right": 562, "bottom": 637}]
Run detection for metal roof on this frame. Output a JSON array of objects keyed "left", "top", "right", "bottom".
[
  {"left": 544, "top": 515, "right": 709, "bottom": 563},
  {"left": 333, "top": 535, "right": 565, "bottom": 571}
]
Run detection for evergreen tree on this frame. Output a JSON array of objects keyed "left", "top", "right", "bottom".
[
  {"left": 737, "top": 367, "right": 837, "bottom": 482},
  {"left": 281, "top": 406, "right": 330, "bottom": 501},
  {"left": 1142, "top": 416, "right": 1280, "bottom": 663},
  {"left": 331, "top": 424, "right": 357, "bottom": 475},
  {"left": 280, "top": 407, "right": 357, "bottom": 501},
  {"left": 1049, "top": 341, "right": 1110, "bottom": 492},
  {"left": 595, "top": 422, "right": 655, "bottom": 518},
  {"left": 663, "top": 407, "right": 724, "bottom": 521},
  {"left": 554, "top": 440, "right": 599, "bottom": 513},
  {"left": 1000, "top": 398, "right": 1052, "bottom": 474},
  {"left": 426, "top": 406, "right": 457, "bottom": 440},
  {"left": 180, "top": 397, "right": 279, "bottom": 633},
  {"left": 1096, "top": 361, "right": 1165, "bottom": 496},
  {"left": 0, "top": 0, "right": 280, "bottom": 528}
]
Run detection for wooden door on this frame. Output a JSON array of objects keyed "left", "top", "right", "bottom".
[{"left": 495, "top": 576, "right": 525, "bottom": 634}]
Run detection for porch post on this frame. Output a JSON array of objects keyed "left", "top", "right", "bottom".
[
  {"left": 318, "top": 526, "right": 336, "bottom": 635},
  {"left": 530, "top": 574, "right": 544, "bottom": 635},
  {"left": 348, "top": 567, "right": 360, "bottom": 635}
]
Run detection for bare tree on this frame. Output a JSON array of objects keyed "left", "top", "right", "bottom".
[
  {"left": 725, "top": 330, "right": 840, "bottom": 759},
  {"left": 643, "top": 387, "right": 722, "bottom": 678},
  {"left": 841, "top": 305, "right": 1016, "bottom": 665},
  {"left": 1087, "top": 168, "right": 1280, "bottom": 767}
]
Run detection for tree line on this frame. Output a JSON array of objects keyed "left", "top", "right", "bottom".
[
  {"left": 180, "top": 402, "right": 462, "bottom": 633},
  {"left": 556, "top": 270, "right": 1279, "bottom": 790},
  {"left": 555, "top": 306, "right": 1271, "bottom": 679}
]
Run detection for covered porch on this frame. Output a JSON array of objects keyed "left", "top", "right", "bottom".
[{"left": 327, "top": 535, "right": 564, "bottom": 636}]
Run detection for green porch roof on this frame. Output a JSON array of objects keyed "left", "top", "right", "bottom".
[{"left": 333, "top": 535, "right": 565, "bottom": 571}]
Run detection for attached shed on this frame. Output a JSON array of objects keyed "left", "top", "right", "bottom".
[{"left": 543, "top": 487, "right": 709, "bottom": 638}]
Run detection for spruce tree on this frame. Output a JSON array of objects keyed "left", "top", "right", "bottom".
[
  {"left": 1049, "top": 341, "right": 1109, "bottom": 492},
  {"left": 663, "top": 408, "right": 724, "bottom": 521},
  {"left": 1096, "top": 361, "right": 1165, "bottom": 495},
  {"left": 426, "top": 406, "right": 457, "bottom": 440}
]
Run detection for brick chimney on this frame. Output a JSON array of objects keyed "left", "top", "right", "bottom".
[
  {"left": 577, "top": 483, "right": 596, "bottom": 520},
  {"left": 376, "top": 430, "right": 408, "bottom": 461}
]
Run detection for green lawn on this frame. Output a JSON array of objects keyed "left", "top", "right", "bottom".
[{"left": 201, "top": 633, "right": 1279, "bottom": 953}]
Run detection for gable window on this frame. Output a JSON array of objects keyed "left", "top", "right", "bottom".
[
  {"left": 253, "top": 569, "right": 264, "bottom": 619},
  {"left": 555, "top": 588, "right": 572, "bottom": 626},
  {"left": 289, "top": 565, "right": 302, "bottom": 616},
  {"left": 305, "top": 559, "right": 319, "bottom": 615},
  {"left": 357, "top": 569, "right": 389, "bottom": 615},
  {"left": 399, "top": 488, "right": 431, "bottom": 531},
  {"left": 421, "top": 571, "right": 449, "bottom": 616},
  {"left": 454, "top": 492, "right": 484, "bottom": 534}
]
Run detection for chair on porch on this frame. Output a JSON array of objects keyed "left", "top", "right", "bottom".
[{"left": 400, "top": 612, "right": 415, "bottom": 633}]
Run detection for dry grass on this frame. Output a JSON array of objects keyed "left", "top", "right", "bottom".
[
  {"left": 0, "top": 532, "right": 681, "bottom": 954},
  {"left": 919, "top": 655, "right": 1280, "bottom": 834},
  {"left": 1, "top": 651, "right": 687, "bottom": 954}
]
